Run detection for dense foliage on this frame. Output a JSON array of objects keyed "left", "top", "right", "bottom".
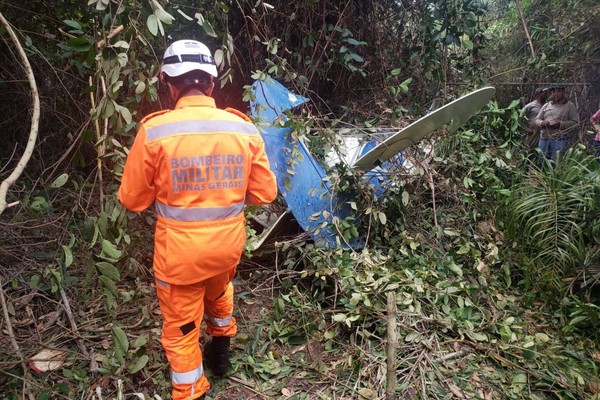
[{"left": 1, "top": 0, "right": 600, "bottom": 399}]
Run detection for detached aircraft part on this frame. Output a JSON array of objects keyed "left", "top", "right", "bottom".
[
  {"left": 250, "top": 79, "right": 496, "bottom": 248},
  {"left": 351, "top": 87, "right": 497, "bottom": 170},
  {"left": 250, "top": 79, "right": 357, "bottom": 248}
]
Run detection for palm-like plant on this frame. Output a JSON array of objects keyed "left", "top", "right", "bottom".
[{"left": 501, "top": 147, "right": 600, "bottom": 292}]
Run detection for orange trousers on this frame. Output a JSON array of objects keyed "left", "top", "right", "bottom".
[{"left": 155, "top": 270, "right": 238, "bottom": 400}]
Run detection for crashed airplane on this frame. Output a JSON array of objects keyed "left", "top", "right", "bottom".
[{"left": 248, "top": 79, "right": 495, "bottom": 249}]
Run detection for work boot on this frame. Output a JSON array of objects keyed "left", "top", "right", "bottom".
[{"left": 204, "top": 336, "right": 231, "bottom": 375}]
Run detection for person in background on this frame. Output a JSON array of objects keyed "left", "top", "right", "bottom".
[
  {"left": 590, "top": 107, "right": 600, "bottom": 157},
  {"left": 535, "top": 85, "right": 579, "bottom": 160},
  {"left": 118, "top": 40, "right": 277, "bottom": 400},
  {"left": 520, "top": 87, "right": 549, "bottom": 149}
]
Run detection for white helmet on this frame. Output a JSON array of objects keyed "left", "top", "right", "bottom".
[{"left": 161, "top": 40, "right": 218, "bottom": 78}]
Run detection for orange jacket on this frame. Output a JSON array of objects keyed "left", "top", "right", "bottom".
[{"left": 118, "top": 95, "right": 277, "bottom": 284}]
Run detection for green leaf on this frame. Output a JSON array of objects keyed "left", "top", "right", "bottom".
[
  {"left": 117, "top": 53, "right": 128, "bottom": 67},
  {"left": 62, "top": 245, "right": 73, "bottom": 268},
  {"left": 176, "top": 9, "right": 194, "bottom": 20},
  {"left": 147, "top": 14, "right": 159, "bottom": 36},
  {"left": 30, "top": 196, "right": 50, "bottom": 212},
  {"left": 399, "top": 77, "right": 412, "bottom": 93},
  {"left": 534, "top": 333, "right": 550, "bottom": 343},
  {"left": 569, "top": 315, "right": 587, "bottom": 326},
  {"left": 155, "top": 8, "right": 175, "bottom": 24},
  {"left": 344, "top": 52, "right": 364, "bottom": 63},
  {"left": 332, "top": 313, "right": 346, "bottom": 322},
  {"left": 67, "top": 38, "right": 92, "bottom": 53},
  {"left": 132, "top": 333, "right": 149, "bottom": 349},
  {"left": 214, "top": 49, "right": 224, "bottom": 67},
  {"left": 127, "top": 355, "right": 149, "bottom": 374},
  {"left": 443, "top": 229, "right": 460, "bottom": 237},
  {"left": 96, "top": 262, "right": 121, "bottom": 281},
  {"left": 63, "top": 20, "right": 82, "bottom": 30},
  {"left": 50, "top": 173, "right": 69, "bottom": 188},
  {"left": 99, "top": 275, "right": 119, "bottom": 297},
  {"left": 467, "top": 331, "right": 488, "bottom": 342},
  {"left": 511, "top": 373, "right": 527, "bottom": 393},
  {"left": 100, "top": 98, "right": 115, "bottom": 119},
  {"left": 112, "top": 40, "right": 129, "bottom": 49},
  {"left": 95, "top": 0, "right": 108, "bottom": 11},
  {"left": 404, "top": 332, "right": 421, "bottom": 342},
  {"left": 202, "top": 20, "right": 217, "bottom": 38},
  {"left": 401, "top": 191, "right": 409, "bottom": 206},
  {"left": 112, "top": 325, "right": 129, "bottom": 363},
  {"left": 157, "top": 19, "right": 165, "bottom": 36},
  {"left": 30, "top": 275, "right": 41, "bottom": 289},
  {"left": 100, "top": 239, "right": 122, "bottom": 261},
  {"left": 111, "top": 80, "right": 123, "bottom": 94},
  {"left": 135, "top": 81, "right": 146, "bottom": 95},
  {"left": 114, "top": 103, "right": 132, "bottom": 124},
  {"left": 447, "top": 261, "right": 463, "bottom": 277},
  {"left": 456, "top": 245, "right": 470, "bottom": 255}
]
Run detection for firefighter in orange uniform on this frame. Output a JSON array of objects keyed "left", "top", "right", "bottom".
[{"left": 118, "top": 40, "right": 277, "bottom": 400}]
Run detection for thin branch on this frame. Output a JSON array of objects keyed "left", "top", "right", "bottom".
[
  {"left": 0, "top": 280, "right": 35, "bottom": 400},
  {"left": 514, "top": 0, "right": 536, "bottom": 58},
  {"left": 386, "top": 291, "right": 397, "bottom": 400},
  {"left": 0, "top": 12, "right": 41, "bottom": 215},
  {"left": 96, "top": 24, "right": 124, "bottom": 49},
  {"left": 59, "top": 287, "right": 99, "bottom": 372},
  {"left": 88, "top": 76, "right": 104, "bottom": 212}
]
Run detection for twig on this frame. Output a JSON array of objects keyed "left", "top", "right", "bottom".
[
  {"left": 96, "top": 25, "right": 124, "bottom": 49},
  {"left": 423, "top": 164, "right": 439, "bottom": 229},
  {"left": 306, "top": 1, "right": 353, "bottom": 87},
  {"left": 228, "top": 376, "right": 270, "bottom": 399},
  {"left": 59, "top": 287, "right": 98, "bottom": 372},
  {"left": 88, "top": 76, "right": 104, "bottom": 212},
  {"left": 42, "top": 119, "right": 91, "bottom": 186},
  {"left": 0, "top": 280, "right": 35, "bottom": 400},
  {"left": 433, "top": 347, "right": 471, "bottom": 363},
  {"left": 386, "top": 291, "right": 397, "bottom": 400},
  {"left": 514, "top": 0, "right": 536, "bottom": 58},
  {"left": 0, "top": 12, "right": 40, "bottom": 216}
]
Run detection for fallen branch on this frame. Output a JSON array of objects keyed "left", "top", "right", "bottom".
[
  {"left": 0, "top": 12, "right": 41, "bottom": 215},
  {"left": 59, "top": 287, "right": 98, "bottom": 372},
  {"left": 386, "top": 291, "right": 397, "bottom": 400},
  {"left": 0, "top": 280, "right": 35, "bottom": 400},
  {"left": 433, "top": 347, "right": 471, "bottom": 363}
]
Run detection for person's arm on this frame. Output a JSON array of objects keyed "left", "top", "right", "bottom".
[
  {"left": 118, "top": 126, "right": 157, "bottom": 212},
  {"left": 591, "top": 109, "right": 600, "bottom": 123},
  {"left": 245, "top": 137, "right": 277, "bottom": 206},
  {"left": 535, "top": 104, "right": 547, "bottom": 128},
  {"left": 559, "top": 103, "right": 579, "bottom": 130},
  {"left": 519, "top": 105, "right": 530, "bottom": 130}
]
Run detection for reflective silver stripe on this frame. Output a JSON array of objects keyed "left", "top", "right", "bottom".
[
  {"left": 155, "top": 278, "right": 169, "bottom": 288},
  {"left": 155, "top": 201, "right": 244, "bottom": 221},
  {"left": 205, "top": 313, "right": 233, "bottom": 327},
  {"left": 171, "top": 364, "right": 204, "bottom": 384},
  {"left": 147, "top": 120, "right": 259, "bottom": 141}
]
